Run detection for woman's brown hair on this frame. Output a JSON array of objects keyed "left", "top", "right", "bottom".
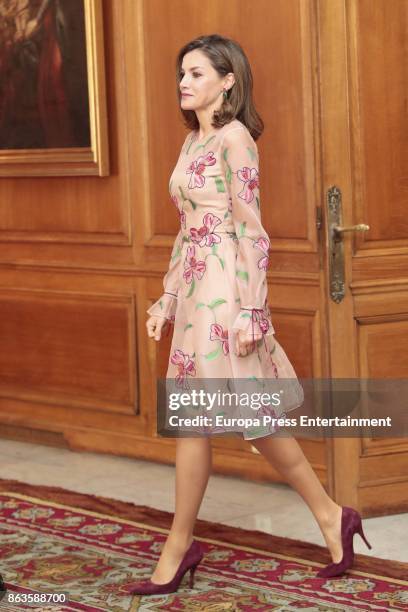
[{"left": 176, "top": 34, "right": 264, "bottom": 141}]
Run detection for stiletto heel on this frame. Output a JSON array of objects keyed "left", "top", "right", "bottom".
[
  {"left": 189, "top": 563, "right": 199, "bottom": 588},
  {"left": 357, "top": 520, "right": 372, "bottom": 549},
  {"left": 127, "top": 539, "right": 203, "bottom": 595},
  {"left": 317, "top": 506, "right": 373, "bottom": 578}
]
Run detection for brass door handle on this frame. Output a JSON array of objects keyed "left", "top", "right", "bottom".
[
  {"left": 333, "top": 223, "right": 369, "bottom": 239},
  {"left": 327, "top": 186, "right": 370, "bottom": 303}
]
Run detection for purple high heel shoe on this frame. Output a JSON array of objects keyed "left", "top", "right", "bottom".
[
  {"left": 317, "top": 506, "right": 372, "bottom": 578},
  {"left": 127, "top": 539, "right": 204, "bottom": 595}
]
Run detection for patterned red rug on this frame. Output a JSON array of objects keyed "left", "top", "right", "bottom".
[{"left": 0, "top": 478, "right": 406, "bottom": 611}]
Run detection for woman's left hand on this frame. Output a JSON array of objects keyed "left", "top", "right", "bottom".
[{"left": 235, "top": 329, "right": 263, "bottom": 357}]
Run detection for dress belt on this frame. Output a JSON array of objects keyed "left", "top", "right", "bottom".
[{"left": 180, "top": 230, "right": 237, "bottom": 241}]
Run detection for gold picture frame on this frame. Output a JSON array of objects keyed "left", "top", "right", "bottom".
[{"left": 0, "top": 0, "right": 109, "bottom": 177}]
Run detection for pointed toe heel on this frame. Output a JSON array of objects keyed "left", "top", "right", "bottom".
[
  {"left": 128, "top": 539, "right": 203, "bottom": 596},
  {"left": 316, "top": 506, "right": 373, "bottom": 579}
]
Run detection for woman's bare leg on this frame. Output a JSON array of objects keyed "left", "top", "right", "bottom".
[
  {"left": 250, "top": 433, "right": 343, "bottom": 563},
  {"left": 150, "top": 436, "right": 212, "bottom": 583}
]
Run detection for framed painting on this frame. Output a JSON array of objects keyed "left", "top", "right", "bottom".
[{"left": 0, "top": 0, "right": 109, "bottom": 176}]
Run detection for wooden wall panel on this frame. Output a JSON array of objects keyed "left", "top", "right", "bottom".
[
  {"left": 354, "top": 0, "right": 408, "bottom": 246},
  {"left": 143, "top": 0, "right": 321, "bottom": 267},
  {"left": 0, "top": 290, "right": 136, "bottom": 412}
]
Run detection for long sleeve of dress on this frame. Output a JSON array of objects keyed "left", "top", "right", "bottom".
[
  {"left": 220, "top": 126, "right": 275, "bottom": 339},
  {"left": 146, "top": 228, "right": 183, "bottom": 321},
  {"left": 146, "top": 133, "right": 192, "bottom": 322}
]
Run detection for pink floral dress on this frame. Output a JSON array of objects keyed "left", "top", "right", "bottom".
[{"left": 147, "top": 119, "right": 304, "bottom": 439}]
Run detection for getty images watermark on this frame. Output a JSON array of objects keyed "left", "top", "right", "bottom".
[{"left": 156, "top": 378, "right": 408, "bottom": 438}]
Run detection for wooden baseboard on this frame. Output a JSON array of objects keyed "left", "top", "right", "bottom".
[{"left": 0, "top": 421, "right": 327, "bottom": 487}]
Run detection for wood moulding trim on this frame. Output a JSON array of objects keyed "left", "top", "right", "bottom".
[
  {"left": 0, "top": 261, "right": 321, "bottom": 285},
  {"left": 351, "top": 279, "right": 408, "bottom": 294},
  {"left": 359, "top": 474, "right": 408, "bottom": 488},
  {"left": 353, "top": 245, "right": 408, "bottom": 258},
  {"left": 361, "top": 439, "right": 408, "bottom": 455},
  {"left": 0, "top": 231, "right": 131, "bottom": 246},
  {"left": 0, "top": 389, "right": 135, "bottom": 416},
  {"left": 356, "top": 313, "right": 408, "bottom": 325},
  {"left": 0, "top": 261, "right": 151, "bottom": 276}
]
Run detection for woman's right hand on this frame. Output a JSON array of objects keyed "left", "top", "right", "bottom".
[
  {"left": 235, "top": 329, "right": 263, "bottom": 357},
  {"left": 146, "top": 315, "right": 168, "bottom": 341}
]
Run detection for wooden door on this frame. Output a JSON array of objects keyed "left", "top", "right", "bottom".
[{"left": 318, "top": 0, "right": 408, "bottom": 515}]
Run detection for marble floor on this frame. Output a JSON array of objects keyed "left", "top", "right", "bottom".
[{"left": 0, "top": 439, "right": 406, "bottom": 564}]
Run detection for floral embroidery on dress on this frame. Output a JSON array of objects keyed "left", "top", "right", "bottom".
[
  {"left": 256, "top": 404, "right": 278, "bottom": 420},
  {"left": 209, "top": 323, "right": 229, "bottom": 355},
  {"left": 170, "top": 348, "right": 196, "bottom": 388},
  {"left": 258, "top": 311, "right": 270, "bottom": 333},
  {"left": 171, "top": 195, "right": 186, "bottom": 228},
  {"left": 254, "top": 236, "right": 270, "bottom": 270},
  {"left": 237, "top": 308, "right": 270, "bottom": 334},
  {"left": 183, "top": 245, "right": 206, "bottom": 284},
  {"left": 190, "top": 212, "right": 222, "bottom": 247},
  {"left": 237, "top": 167, "right": 259, "bottom": 203},
  {"left": 186, "top": 152, "right": 216, "bottom": 188},
  {"left": 147, "top": 122, "right": 304, "bottom": 436}
]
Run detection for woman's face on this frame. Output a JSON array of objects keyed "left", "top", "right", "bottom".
[{"left": 179, "top": 49, "right": 226, "bottom": 112}]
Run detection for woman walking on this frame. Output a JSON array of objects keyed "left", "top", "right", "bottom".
[{"left": 130, "top": 34, "right": 372, "bottom": 595}]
